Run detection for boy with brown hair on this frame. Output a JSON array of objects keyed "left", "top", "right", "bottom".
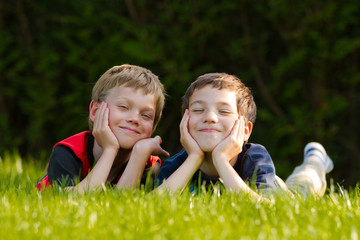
[
  {"left": 37, "top": 64, "right": 169, "bottom": 192},
  {"left": 157, "top": 73, "right": 333, "bottom": 199}
]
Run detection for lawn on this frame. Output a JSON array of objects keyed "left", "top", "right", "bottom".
[{"left": 1, "top": 152, "right": 359, "bottom": 240}]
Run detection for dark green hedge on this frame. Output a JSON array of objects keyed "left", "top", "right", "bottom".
[{"left": 1, "top": 0, "right": 359, "bottom": 187}]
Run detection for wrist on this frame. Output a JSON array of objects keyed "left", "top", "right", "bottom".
[
  {"left": 212, "top": 154, "right": 227, "bottom": 165},
  {"left": 102, "top": 146, "right": 119, "bottom": 155},
  {"left": 187, "top": 152, "right": 205, "bottom": 165},
  {"left": 133, "top": 141, "right": 152, "bottom": 155}
]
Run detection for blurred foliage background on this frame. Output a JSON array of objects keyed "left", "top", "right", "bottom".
[{"left": 1, "top": 0, "right": 359, "bottom": 187}]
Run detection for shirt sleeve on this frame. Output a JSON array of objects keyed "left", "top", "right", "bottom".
[
  {"left": 156, "top": 149, "right": 188, "bottom": 185},
  {"left": 47, "top": 145, "right": 82, "bottom": 187},
  {"left": 145, "top": 155, "right": 161, "bottom": 168},
  {"left": 240, "top": 144, "right": 277, "bottom": 190}
]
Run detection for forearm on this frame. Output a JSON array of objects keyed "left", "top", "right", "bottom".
[
  {"left": 116, "top": 137, "right": 168, "bottom": 189},
  {"left": 116, "top": 150, "right": 150, "bottom": 189},
  {"left": 70, "top": 148, "right": 117, "bottom": 192},
  {"left": 213, "top": 156, "right": 265, "bottom": 201},
  {"left": 157, "top": 153, "right": 203, "bottom": 193}
]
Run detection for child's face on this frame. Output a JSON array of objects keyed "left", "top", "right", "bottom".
[
  {"left": 188, "top": 85, "right": 239, "bottom": 152},
  {"left": 104, "top": 86, "right": 156, "bottom": 149}
]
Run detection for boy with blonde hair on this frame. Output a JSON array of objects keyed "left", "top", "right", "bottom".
[
  {"left": 157, "top": 73, "right": 333, "bottom": 199},
  {"left": 37, "top": 64, "right": 169, "bottom": 191}
]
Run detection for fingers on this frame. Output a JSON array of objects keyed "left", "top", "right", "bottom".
[
  {"left": 103, "top": 104, "right": 109, "bottom": 128},
  {"left": 94, "top": 102, "right": 110, "bottom": 132},
  {"left": 180, "top": 110, "right": 189, "bottom": 134},
  {"left": 153, "top": 136, "right": 169, "bottom": 157},
  {"left": 144, "top": 136, "right": 170, "bottom": 157},
  {"left": 94, "top": 102, "right": 106, "bottom": 130},
  {"left": 153, "top": 135, "right": 162, "bottom": 144},
  {"left": 223, "top": 116, "right": 245, "bottom": 150},
  {"left": 180, "top": 110, "right": 191, "bottom": 142},
  {"left": 237, "top": 116, "right": 245, "bottom": 144},
  {"left": 212, "top": 116, "right": 245, "bottom": 161},
  {"left": 92, "top": 102, "right": 120, "bottom": 149},
  {"left": 230, "top": 116, "right": 240, "bottom": 137},
  {"left": 230, "top": 116, "right": 245, "bottom": 139},
  {"left": 157, "top": 147, "right": 170, "bottom": 157}
]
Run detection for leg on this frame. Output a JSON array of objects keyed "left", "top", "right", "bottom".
[
  {"left": 285, "top": 142, "right": 333, "bottom": 197},
  {"left": 275, "top": 175, "right": 294, "bottom": 196}
]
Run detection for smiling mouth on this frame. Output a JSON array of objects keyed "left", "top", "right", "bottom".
[
  {"left": 199, "top": 129, "right": 220, "bottom": 133},
  {"left": 120, "top": 127, "right": 140, "bottom": 134}
]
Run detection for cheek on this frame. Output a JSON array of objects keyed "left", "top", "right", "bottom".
[
  {"left": 224, "top": 119, "right": 237, "bottom": 132},
  {"left": 107, "top": 109, "right": 121, "bottom": 125},
  {"left": 143, "top": 121, "right": 154, "bottom": 136},
  {"left": 188, "top": 117, "right": 197, "bottom": 135}
]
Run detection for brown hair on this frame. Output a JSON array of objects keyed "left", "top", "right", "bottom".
[
  {"left": 89, "top": 64, "right": 165, "bottom": 130},
  {"left": 181, "top": 73, "right": 256, "bottom": 123}
]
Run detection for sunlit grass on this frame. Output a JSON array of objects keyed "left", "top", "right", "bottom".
[{"left": 0, "top": 153, "right": 359, "bottom": 240}]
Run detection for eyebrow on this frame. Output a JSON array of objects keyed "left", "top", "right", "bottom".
[
  {"left": 189, "top": 100, "right": 204, "bottom": 107},
  {"left": 142, "top": 107, "right": 156, "bottom": 113},
  {"left": 189, "top": 100, "right": 234, "bottom": 107}
]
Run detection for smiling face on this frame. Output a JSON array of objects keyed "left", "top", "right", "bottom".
[
  {"left": 100, "top": 85, "right": 156, "bottom": 149},
  {"left": 188, "top": 85, "right": 240, "bottom": 152}
]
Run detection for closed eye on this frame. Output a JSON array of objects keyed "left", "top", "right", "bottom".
[
  {"left": 191, "top": 109, "right": 204, "bottom": 113},
  {"left": 219, "top": 110, "right": 232, "bottom": 114},
  {"left": 118, "top": 105, "right": 128, "bottom": 110},
  {"left": 141, "top": 113, "right": 153, "bottom": 120}
]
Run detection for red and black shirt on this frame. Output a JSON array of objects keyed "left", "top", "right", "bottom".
[{"left": 36, "top": 131, "right": 160, "bottom": 190}]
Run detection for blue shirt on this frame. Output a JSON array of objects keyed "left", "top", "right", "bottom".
[{"left": 157, "top": 143, "right": 277, "bottom": 190}]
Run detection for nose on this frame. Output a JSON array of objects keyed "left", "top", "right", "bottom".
[
  {"left": 203, "top": 110, "right": 218, "bottom": 123},
  {"left": 126, "top": 110, "right": 140, "bottom": 125}
]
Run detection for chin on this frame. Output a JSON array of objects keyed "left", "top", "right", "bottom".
[
  {"left": 198, "top": 143, "right": 217, "bottom": 153},
  {"left": 116, "top": 137, "right": 138, "bottom": 150},
  {"left": 200, "top": 148, "right": 215, "bottom": 153},
  {"left": 119, "top": 143, "right": 135, "bottom": 150},
  {"left": 195, "top": 137, "right": 221, "bottom": 151}
]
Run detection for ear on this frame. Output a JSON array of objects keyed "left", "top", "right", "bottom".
[
  {"left": 89, "top": 100, "right": 101, "bottom": 122},
  {"left": 244, "top": 121, "right": 253, "bottom": 142}
]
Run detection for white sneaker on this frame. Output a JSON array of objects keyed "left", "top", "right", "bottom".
[{"left": 304, "top": 142, "right": 334, "bottom": 173}]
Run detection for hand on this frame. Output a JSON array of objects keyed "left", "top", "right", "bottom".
[
  {"left": 180, "top": 110, "right": 204, "bottom": 158},
  {"left": 133, "top": 136, "right": 170, "bottom": 158},
  {"left": 212, "top": 116, "right": 245, "bottom": 162},
  {"left": 92, "top": 102, "right": 120, "bottom": 150},
  {"left": 117, "top": 136, "right": 168, "bottom": 189}
]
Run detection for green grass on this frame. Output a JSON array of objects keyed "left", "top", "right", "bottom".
[{"left": 1, "top": 153, "right": 359, "bottom": 240}]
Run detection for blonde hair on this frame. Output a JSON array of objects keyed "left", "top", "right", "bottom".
[
  {"left": 89, "top": 64, "right": 165, "bottom": 130},
  {"left": 182, "top": 73, "right": 256, "bottom": 123}
]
